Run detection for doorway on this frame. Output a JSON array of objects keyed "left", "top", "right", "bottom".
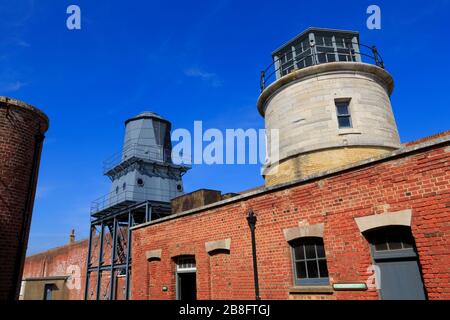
[
  {"left": 176, "top": 256, "right": 197, "bottom": 300},
  {"left": 366, "top": 226, "right": 426, "bottom": 300}
]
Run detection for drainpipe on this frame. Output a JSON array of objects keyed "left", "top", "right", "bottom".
[{"left": 247, "top": 209, "right": 260, "bottom": 300}]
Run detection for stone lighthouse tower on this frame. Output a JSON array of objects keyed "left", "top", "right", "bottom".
[{"left": 258, "top": 28, "right": 401, "bottom": 186}]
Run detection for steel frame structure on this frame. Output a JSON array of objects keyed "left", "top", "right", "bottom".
[{"left": 84, "top": 200, "right": 171, "bottom": 300}]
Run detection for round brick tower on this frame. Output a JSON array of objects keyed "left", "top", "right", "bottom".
[
  {"left": 258, "top": 28, "right": 401, "bottom": 186},
  {"left": 0, "top": 97, "right": 49, "bottom": 300}
]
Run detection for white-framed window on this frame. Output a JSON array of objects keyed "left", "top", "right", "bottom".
[
  {"left": 176, "top": 256, "right": 196, "bottom": 273},
  {"left": 335, "top": 99, "right": 353, "bottom": 129}
]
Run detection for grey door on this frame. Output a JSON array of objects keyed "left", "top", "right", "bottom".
[
  {"left": 367, "top": 226, "right": 426, "bottom": 300},
  {"left": 378, "top": 259, "right": 426, "bottom": 300}
]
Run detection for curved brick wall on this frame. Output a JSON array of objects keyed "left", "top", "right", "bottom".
[{"left": 0, "top": 97, "right": 49, "bottom": 300}]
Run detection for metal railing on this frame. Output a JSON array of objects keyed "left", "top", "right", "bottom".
[
  {"left": 90, "top": 183, "right": 179, "bottom": 214},
  {"left": 260, "top": 41, "right": 384, "bottom": 91},
  {"left": 102, "top": 143, "right": 191, "bottom": 174}
]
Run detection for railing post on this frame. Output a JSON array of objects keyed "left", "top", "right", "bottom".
[
  {"left": 260, "top": 71, "right": 265, "bottom": 92},
  {"left": 372, "top": 45, "right": 381, "bottom": 67},
  {"left": 347, "top": 41, "right": 354, "bottom": 62},
  {"left": 310, "top": 41, "right": 317, "bottom": 65}
]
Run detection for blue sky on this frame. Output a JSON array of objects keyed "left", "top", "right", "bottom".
[{"left": 1, "top": 0, "right": 449, "bottom": 254}]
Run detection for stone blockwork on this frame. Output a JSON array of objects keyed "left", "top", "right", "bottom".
[
  {"left": 131, "top": 134, "right": 450, "bottom": 300},
  {"left": 258, "top": 63, "right": 401, "bottom": 186},
  {"left": 0, "top": 97, "right": 49, "bottom": 300},
  {"left": 265, "top": 146, "right": 392, "bottom": 186}
]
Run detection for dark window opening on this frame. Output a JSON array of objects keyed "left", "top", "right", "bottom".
[
  {"left": 176, "top": 256, "right": 197, "bottom": 301},
  {"left": 367, "top": 226, "right": 416, "bottom": 254}
]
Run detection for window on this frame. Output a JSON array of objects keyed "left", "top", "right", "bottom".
[
  {"left": 367, "top": 226, "right": 416, "bottom": 256},
  {"left": 336, "top": 100, "right": 352, "bottom": 129},
  {"left": 291, "top": 238, "right": 329, "bottom": 286},
  {"left": 176, "top": 256, "right": 197, "bottom": 300}
]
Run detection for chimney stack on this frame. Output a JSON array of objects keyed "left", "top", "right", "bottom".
[{"left": 69, "top": 229, "right": 75, "bottom": 244}]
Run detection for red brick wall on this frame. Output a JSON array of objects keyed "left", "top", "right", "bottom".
[
  {"left": 23, "top": 240, "right": 88, "bottom": 300},
  {"left": 132, "top": 140, "right": 450, "bottom": 300},
  {"left": 0, "top": 98, "right": 49, "bottom": 300},
  {"left": 22, "top": 232, "right": 119, "bottom": 300}
]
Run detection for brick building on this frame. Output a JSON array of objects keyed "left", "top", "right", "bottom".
[
  {"left": 20, "top": 28, "right": 450, "bottom": 300},
  {"left": 131, "top": 133, "right": 450, "bottom": 300},
  {"left": 21, "top": 132, "right": 450, "bottom": 300},
  {"left": 0, "top": 97, "right": 49, "bottom": 300}
]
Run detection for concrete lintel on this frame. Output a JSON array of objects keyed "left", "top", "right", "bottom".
[
  {"left": 205, "top": 239, "right": 231, "bottom": 254},
  {"left": 355, "top": 209, "right": 412, "bottom": 233},
  {"left": 145, "top": 249, "right": 162, "bottom": 261},
  {"left": 283, "top": 223, "right": 324, "bottom": 242}
]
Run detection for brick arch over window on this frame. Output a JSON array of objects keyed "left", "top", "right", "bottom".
[{"left": 354, "top": 209, "right": 412, "bottom": 234}]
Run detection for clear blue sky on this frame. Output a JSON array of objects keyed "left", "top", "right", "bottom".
[{"left": 1, "top": 0, "right": 448, "bottom": 254}]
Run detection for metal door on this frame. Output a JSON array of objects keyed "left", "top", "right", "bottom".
[{"left": 367, "top": 226, "right": 426, "bottom": 300}]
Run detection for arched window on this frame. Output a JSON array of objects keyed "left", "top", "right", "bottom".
[
  {"left": 290, "top": 237, "right": 329, "bottom": 286},
  {"left": 366, "top": 226, "right": 416, "bottom": 259}
]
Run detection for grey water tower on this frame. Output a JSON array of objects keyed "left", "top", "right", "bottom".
[{"left": 98, "top": 112, "right": 190, "bottom": 211}]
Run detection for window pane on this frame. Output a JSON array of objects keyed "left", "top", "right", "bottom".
[
  {"left": 296, "top": 262, "right": 307, "bottom": 279},
  {"left": 293, "top": 244, "right": 305, "bottom": 260},
  {"left": 304, "top": 243, "right": 317, "bottom": 259},
  {"left": 401, "top": 231, "right": 414, "bottom": 249},
  {"left": 318, "top": 53, "right": 327, "bottom": 63},
  {"left": 335, "top": 37, "right": 345, "bottom": 48},
  {"left": 338, "top": 117, "right": 352, "bottom": 128},
  {"left": 336, "top": 104, "right": 349, "bottom": 115},
  {"left": 316, "top": 244, "right": 326, "bottom": 258},
  {"left": 318, "top": 259, "right": 329, "bottom": 278},
  {"left": 316, "top": 36, "right": 324, "bottom": 46},
  {"left": 387, "top": 232, "right": 403, "bottom": 250},
  {"left": 306, "top": 260, "right": 319, "bottom": 278},
  {"left": 374, "top": 241, "right": 388, "bottom": 251}
]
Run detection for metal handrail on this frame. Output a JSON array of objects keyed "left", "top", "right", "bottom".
[
  {"left": 90, "top": 183, "right": 180, "bottom": 214},
  {"left": 102, "top": 143, "right": 191, "bottom": 174},
  {"left": 260, "top": 41, "right": 384, "bottom": 91}
]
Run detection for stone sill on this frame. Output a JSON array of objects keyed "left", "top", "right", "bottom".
[
  {"left": 289, "top": 286, "right": 334, "bottom": 294},
  {"left": 338, "top": 129, "right": 362, "bottom": 136}
]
